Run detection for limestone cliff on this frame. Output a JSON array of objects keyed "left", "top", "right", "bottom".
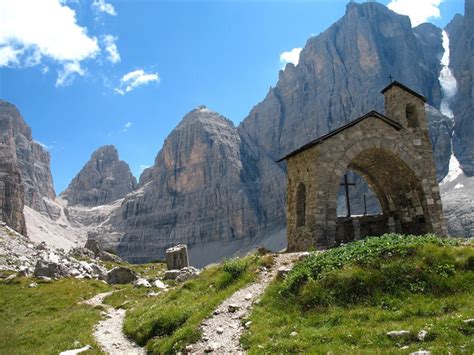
[
  {"left": 240, "top": 2, "right": 444, "bottom": 163},
  {"left": 61, "top": 145, "right": 136, "bottom": 207},
  {"left": 0, "top": 100, "right": 56, "bottom": 216},
  {"left": 446, "top": 0, "right": 474, "bottom": 175},
  {"left": 96, "top": 107, "right": 286, "bottom": 264}
]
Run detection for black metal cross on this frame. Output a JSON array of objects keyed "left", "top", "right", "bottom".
[
  {"left": 363, "top": 194, "right": 367, "bottom": 215},
  {"left": 388, "top": 74, "right": 394, "bottom": 84},
  {"left": 340, "top": 174, "right": 356, "bottom": 217}
]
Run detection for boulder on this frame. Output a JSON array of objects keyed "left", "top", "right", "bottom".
[
  {"left": 175, "top": 266, "right": 200, "bottom": 282},
  {"left": 166, "top": 244, "right": 189, "bottom": 270},
  {"left": 164, "top": 269, "right": 181, "bottom": 280},
  {"left": 84, "top": 239, "right": 102, "bottom": 255},
  {"left": 34, "top": 260, "right": 62, "bottom": 278},
  {"left": 69, "top": 247, "right": 95, "bottom": 259},
  {"left": 106, "top": 267, "right": 137, "bottom": 284},
  {"left": 98, "top": 251, "right": 122, "bottom": 263}
]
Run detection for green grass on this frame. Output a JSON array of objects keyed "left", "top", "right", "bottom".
[
  {"left": 241, "top": 234, "right": 474, "bottom": 353},
  {"left": 0, "top": 258, "right": 166, "bottom": 354},
  {"left": 0, "top": 277, "right": 111, "bottom": 354},
  {"left": 121, "top": 255, "right": 263, "bottom": 354}
]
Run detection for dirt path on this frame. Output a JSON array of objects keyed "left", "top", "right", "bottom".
[
  {"left": 82, "top": 291, "right": 145, "bottom": 355},
  {"left": 188, "top": 252, "right": 303, "bottom": 354}
]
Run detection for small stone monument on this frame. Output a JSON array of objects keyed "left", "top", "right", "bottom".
[{"left": 166, "top": 244, "right": 189, "bottom": 270}]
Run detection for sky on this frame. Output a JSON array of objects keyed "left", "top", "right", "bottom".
[{"left": 0, "top": 0, "right": 465, "bottom": 194}]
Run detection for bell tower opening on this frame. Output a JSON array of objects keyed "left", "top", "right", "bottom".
[{"left": 406, "top": 104, "right": 419, "bottom": 128}]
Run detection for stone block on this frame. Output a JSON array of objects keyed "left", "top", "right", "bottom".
[{"left": 165, "top": 244, "right": 189, "bottom": 270}]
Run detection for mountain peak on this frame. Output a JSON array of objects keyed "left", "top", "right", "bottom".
[
  {"left": 61, "top": 145, "right": 136, "bottom": 207},
  {"left": 91, "top": 145, "right": 119, "bottom": 161}
]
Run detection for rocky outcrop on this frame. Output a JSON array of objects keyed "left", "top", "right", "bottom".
[
  {"left": 61, "top": 145, "right": 136, "bottom": 207},
  {"left": 447, "top": 0, "right": 474, "bottom": 175},
  {"left": 94, "top": 106, "right": 285, "bottom": 264},
  {"left": 240, "top": 2, "right": 444, "bottom": 162},
  {"left": 0, "top": 164, "right": 26, "bottom": 235},
  {"left": 0, "top": 100, "right": 55, "bottom": 216},
  {"left": 426, "top": 105, "right": 453, "bottom": 180}
]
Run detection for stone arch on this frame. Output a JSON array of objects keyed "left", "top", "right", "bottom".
[
  {"left": 296, "top": 182, "right": 306, "bottom": 228},
  {"left": 325, "top": 146, "right": 431, "bottom": 244},
  {"left": 405, "top": 103, "right": 419, "bottom": 128}
]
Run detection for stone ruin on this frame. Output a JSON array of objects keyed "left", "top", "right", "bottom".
[{"left": 279, "top": 81, "right": 448, "bottom": 251}]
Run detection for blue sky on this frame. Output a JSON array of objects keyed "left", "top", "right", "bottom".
[{"left": 0, "top": 0, "right": 465, "bottom": 194}]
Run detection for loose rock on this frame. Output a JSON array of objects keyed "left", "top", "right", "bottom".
[
  {"left": 107, "top": 267, "right": 137, "bottom": 285},
  {"left": 228, "top": 304, "right": 240, "bottom": 313},
  {"left": 387, "top": 330, "right": 410, "bottom": 338},
  {"left": 417, "top": 329, "right": 428, "bottom": 341},
  {"left": 277, "top": 266, "right": 291, "bottom": 278},
  {"left": 134, "top": 278, "right": 151, "bottom": 288}
]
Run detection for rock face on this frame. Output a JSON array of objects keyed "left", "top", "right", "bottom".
[
  {"left": 426, "top": 105, "right": 453, "bottom": 180},
  {"left": 61, "top": 145, "right": 136, "bottom": 207},
  {"left": 97, "top": 107, "right": 285, "bottom": 264},
  {"left": 447, "top": 0, "right": 474, "bottom": 175},
  {"left": 0, "top": 100, "right": 55, "bottom": 216},
  {"left": 0, "top": 163, "right": 26, "bottom": 235},
  {"left": 239, "top": 2, "right": 443, "bottom": 162}
]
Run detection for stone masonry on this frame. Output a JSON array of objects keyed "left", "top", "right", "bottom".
[{"left": 279, "top": 82, "right": 448, "bottom": 251}]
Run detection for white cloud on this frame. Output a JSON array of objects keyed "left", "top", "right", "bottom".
[
  {"left": 387, "top": 0, "right": 443, "bottom": 27},
  {"left": 123, "top": 121, "right": 132, "bottom": 132},
  {"left": 92, "top": 0, "right": 116, "bottom": 16},
  {"left": 0, "top": 46, "right": 23, "bottom": 66},
  {"left": 103, "top": 35, "right": 120, "bottom": 63},
  {"left": 280, "top": 47, "right": 302, "bottom": 66},
  {"left": 56, "top": 61, "right": 85, "bottom": 87},
  {"left": 0, "top": 0, "right": 99, "bottom": 65},
  {"left": 115, "top": 69, "right": 160, "bottom": 95}
]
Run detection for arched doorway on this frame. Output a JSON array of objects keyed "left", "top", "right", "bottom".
[{"left": 333, "top": 148, "right": 430, "bottom": 244}]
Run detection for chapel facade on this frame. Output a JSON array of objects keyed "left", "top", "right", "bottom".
[{"left": 279, "top": 82, "right": 448, "bottom": 251}]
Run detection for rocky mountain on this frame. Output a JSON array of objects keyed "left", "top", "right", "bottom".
[
  {"left": 0, "top": 100, "right": 56, "bottom": 217},
  {"left": 90, "top": 1, "right": 472, "bottom": 263},
  {"left": 1, "top": 1, "right": 472, "bottom": 264},
  {"left": 240, "top": 2, "right": 445, "bottom": 163},
  {"left": 93, "top": 106, "right": 286, "bottom": 265},
  {"left": 61, "top": 145, "right": 136, "bottom": 207},
  {"left": 447, "top": 0, "right": 474, "bottom": 175}
]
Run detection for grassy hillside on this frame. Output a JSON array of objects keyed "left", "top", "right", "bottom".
[
  {"left": 241, "top": 234, "right": 474, "bottom": 353},
  {"left": 0, "top": 278, "right": 110, "bottom": 354}
]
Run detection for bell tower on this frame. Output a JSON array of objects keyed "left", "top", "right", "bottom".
[{"left": 381, "top": 81, "right": 428, "bottom": 131}]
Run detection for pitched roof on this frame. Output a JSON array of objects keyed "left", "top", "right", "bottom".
[
  {"left": 381, "top": 81, "right": 427, "bottom": 102},
  {"left": 276, "top": 111, "right": 402, "bottom": 162}
]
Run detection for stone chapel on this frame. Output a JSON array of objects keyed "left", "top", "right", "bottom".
[{"left": 278, "top": 81, "right": 448, "bottom": 251}]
